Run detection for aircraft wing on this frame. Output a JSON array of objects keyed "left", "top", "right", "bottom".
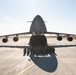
[
  {"left": 0, "top": 31, "right": 76, "bottom": 37},
  {"left": 45, "top": 31, "right": 76, "bottom": 36},
  {"left": 0, "top": 32, "right": 31, "bottom": 37}
]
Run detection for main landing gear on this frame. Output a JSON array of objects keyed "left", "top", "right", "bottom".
[{"left": 23, "top": 46, "right": 57, "bottom": 56}]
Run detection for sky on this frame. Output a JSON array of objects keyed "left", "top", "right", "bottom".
[{"left": 0, "top": 0, "right": 76, "bottom": 35}]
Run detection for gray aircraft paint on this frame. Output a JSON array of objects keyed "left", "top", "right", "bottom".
[{"left": 30, "top": 15, "right": 47, "bottom": 34}]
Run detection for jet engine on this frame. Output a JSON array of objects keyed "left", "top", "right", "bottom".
[
  {"left": 13, "top": 36, "right": 19, "bottom": 42},
  {"left": 57, "top": 35, "right": 62, "bottom": 41},
  {"left": 67, "top": 36, "right": 73, "bottom": 41},
  {"left": 2, "top": 37, "right": 8, "bottom": 43}
]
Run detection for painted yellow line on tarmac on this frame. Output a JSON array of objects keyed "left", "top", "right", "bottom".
[{"left": 16, "top": 63, "right": 34, "bottom": 75}]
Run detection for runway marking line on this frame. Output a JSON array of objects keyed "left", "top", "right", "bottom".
[{"left": 16, "top": 63, "right": 34, "bottom": 75}]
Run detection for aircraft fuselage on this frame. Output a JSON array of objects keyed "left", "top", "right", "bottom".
[{"left": 23, "top": 15, "right": 56, "bottom": 56}]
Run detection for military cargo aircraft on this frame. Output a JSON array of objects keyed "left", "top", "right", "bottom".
[{"left": 0, "top": 15, "right": 76, "bottom": 57}]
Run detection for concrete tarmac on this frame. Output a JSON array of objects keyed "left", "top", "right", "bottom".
[{"left": 0, "top": 37, "right": 76, "bottom": 75}]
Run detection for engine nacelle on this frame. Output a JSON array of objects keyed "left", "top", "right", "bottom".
[
  {"left": 57, "top": 35, "right": 62, "bottom": 41},
  {"left": 13, "top": 36, "right": 19, "bottom": 42},
  {"left": 67, "top": 36, "right": 73, "bottom": 42},
  {"left": 2, "top": 37, "right": 8, "bottom": 43}
]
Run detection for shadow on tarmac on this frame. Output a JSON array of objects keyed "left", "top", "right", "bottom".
[{"left": 30, "top": 54, "right": 58, "bottom": 72}]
